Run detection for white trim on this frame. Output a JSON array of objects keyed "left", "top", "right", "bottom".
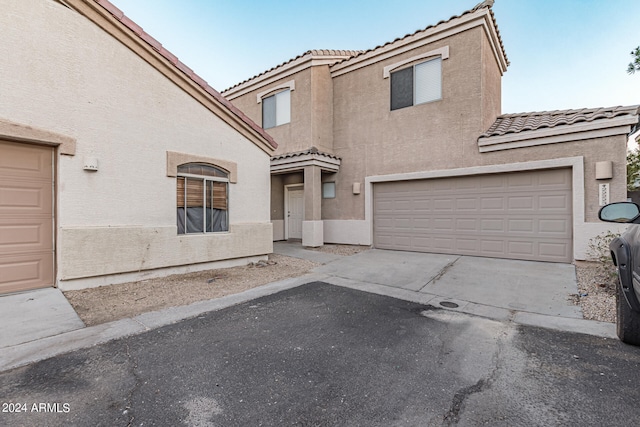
[
  {"left": 331, "top": 9, "right": 507, "bottom": 77},
  {"left": 256, "top": 80, "right": 296, "bottom": 103},
  {"left": 478, "top": 116, "right": 638, "bottom": 152},
  {"left": 364, "top": 157, "right": 586, "bottom": 259},
  {"left": 383, "top": 46, "right": 449, "bottom": 78},
  {"left": 284, "top": 184, "right": 304, "bottom": 239},
  {"left": 271, "top": 154, "right": 340, "bottom": 174}
]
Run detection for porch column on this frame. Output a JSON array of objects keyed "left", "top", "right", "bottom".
[{"left": 302, "top": 165, "right": 323, "bottom": 247}]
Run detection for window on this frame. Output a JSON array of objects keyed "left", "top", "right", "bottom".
[
  {"left": 322, "top": 182, "right": 336, "bottom": 199},
  {"left": 262, "top": 89, "right": 291, "bottom": 129},
  {"left": 390, "top": 57, "right": 442, "bottom": 111},
  {"left": 177, "top": 163, "right": 228, "bottom": 234}
]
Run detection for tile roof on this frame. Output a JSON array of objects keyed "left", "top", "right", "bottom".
[
  {"left": 92, "top": 0, "right": 277, "bottom": 150},
  {"left": 223, "top": 50, "right": 362, "bottom": 93},
  {"left": 480, "top": 106, "right": 640, "bottom": 138},
  {"left": 223, "top": 0, "right": 507, "bottom": 92},
  {"left": 271, "top": 146, "right": 341, "bottom": 161},
  {"left": 333, "top": 0, "right": 507, "bottom": 69}
]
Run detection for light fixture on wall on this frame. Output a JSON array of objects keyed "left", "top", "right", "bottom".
[
  {"left": 83, "top": 157, "right": 99, "bottom": 171},
  {"left": 352, "top": 182, "right": 361, "bottom": 195},
  {"left": 595, "top": 161, "right": 613, "bottom": 180}
]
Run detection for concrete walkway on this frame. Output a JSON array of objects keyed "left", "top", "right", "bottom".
[{"left": 0, "top": 242, "right": 616, "bottom": 372}]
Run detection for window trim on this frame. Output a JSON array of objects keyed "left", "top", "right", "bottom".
[
  {"left": 382, "top": 46, "right": 449, "bottom": 79},
  {"left": 177, "top": 163, "right": 230, "bottom": 235},
  {"left": 256, "top": 80, "right": 295, "bottom": 103},
  {"left": 166, "top": 151, "right": 237, "bottom": 183}
]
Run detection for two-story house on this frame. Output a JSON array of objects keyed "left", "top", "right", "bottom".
[{"left": 223, "top": 0, "right": 639, "bottom": 263}]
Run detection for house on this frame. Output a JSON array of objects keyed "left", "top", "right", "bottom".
[
  {"left": 222, "top": 0, "right": 639, "bottom": 263},
  {"left": 0, "top": 0, "right": 276, "bottom": 294}
]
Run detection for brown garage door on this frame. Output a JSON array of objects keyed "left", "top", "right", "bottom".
[
  {"left": 0, "top": 140, "right": 54, "bottom": 294},
  {"left": 373, "top": 169, "right": 572, "bottom": 262}
]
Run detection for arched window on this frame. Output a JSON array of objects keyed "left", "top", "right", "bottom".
[{"left": 177, "top": 163, "right": 229, "bottom": 234}]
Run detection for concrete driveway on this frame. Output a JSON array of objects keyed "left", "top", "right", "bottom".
[
  {"left": 313, "top": 248, "right": 582, "bottom": 317},
  {"left": 1, "top": 243, "right": 614, "bottom": 373}
]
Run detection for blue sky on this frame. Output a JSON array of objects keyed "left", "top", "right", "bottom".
[{"left": 111, "top": 0, "right": 639, "bottom": 114}]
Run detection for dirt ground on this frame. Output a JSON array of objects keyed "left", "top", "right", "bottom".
[
  {"left": 64, "top": 245, "right": 615, "bottom": 326},
  {"left": 64, "top": 245, "right": 367, "bottom": 326}
]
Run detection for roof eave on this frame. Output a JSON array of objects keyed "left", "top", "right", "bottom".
[{"left": 478, "top": 115, "right": 639, "bottom": 153}]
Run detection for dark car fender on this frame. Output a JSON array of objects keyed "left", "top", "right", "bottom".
[{"left": 610, "top": 235, "right": 640, "bottom": 312}]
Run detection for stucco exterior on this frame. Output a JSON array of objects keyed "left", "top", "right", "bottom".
[
  {"left": 222, "top": 1, "right": 636, "bottom": 261},
  {"left": 0, "top": 0, "right": 275, "bottom": 290}
]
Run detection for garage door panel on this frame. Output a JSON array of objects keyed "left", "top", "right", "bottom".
[
  {"left": 0, "top": 143, "right": 52, "bottom": 180},
  {"left": 508, "top": 241, "right": 535, "bottom": 256},
  {"left": 539, "top": 219, "right": 570, "bottom": 235},
  {"left": 480, "top": 197, "right": 504, "bottom": 210},
  {"left": 539, "top": 242, "right": 570, "bottom": 258},
  {"left": 539, "top": 169, "right": 571, "bottom": 186},
  {"left": 0, "top": 140, "right": 54, "bottom": 293},
  {"left": 508, "top": 196, "right": 534, "bottom": 210},
  {"left": 0, "top": 178, "right": 52, "bottom": 215},
  {"left": 0, "top": 218, "right": 53, "bottom": 253},
  {"left": 0, "top": 252, "right": 54, "bottom": 293},
  {"left": 539, "top": 194, "right": 570, "bottom": 210},
  {"left": 373, "top": 169, "right": 572, "bottom": 262},
  {"left": 456, "top": 198, "right": 477, "bottom": 210},
  {"left": 457, "top": 239, "right": 478, "bottom": 251},
  {"left": 480, "top": 240, "right": 506, "bottom": 254},
  {"left": 456, "top": 218, "right": 477, "bottom": 231}
]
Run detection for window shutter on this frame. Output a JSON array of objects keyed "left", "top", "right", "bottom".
[
  {"left": 262, "top": 95, "right": 276, "bottom": 129},
  {"left": 414, "top": 57, "right": 441, "bottom": 105},
  {"left": 390, "top": 67, "right": 414, "bottom": 110}
]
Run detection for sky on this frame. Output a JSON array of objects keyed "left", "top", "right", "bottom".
[{"left": 110, "top": 0, "right": 640, "bottom": 114}]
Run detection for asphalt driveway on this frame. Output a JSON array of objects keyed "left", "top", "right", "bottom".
[{"left": 2, "top": 282, "right": 640, "bottom": 426}]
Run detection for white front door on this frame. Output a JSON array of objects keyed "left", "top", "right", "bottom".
[{"left": 287, "top": 189, "right": 304, "bottom": 239}]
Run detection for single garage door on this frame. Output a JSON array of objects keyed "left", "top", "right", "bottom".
[
  {"left": 373, "top": 168, "right": 572, "bottom": 263},
  {"left": 0, "top": 140, "right": 54, "bottom": 294}
]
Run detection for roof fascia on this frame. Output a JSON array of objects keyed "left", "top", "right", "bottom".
[
  {"left": 270, "top": 152, "right": 341, "bottom": 174},
  {"left": 64, "top": 0, "right": 275, "bottom": 154},
  {"left": 478, "top": 116, "right": 639, "bottom": 153},
  {"left": 223, "top": 54, "right": 352, "bottom": 100},
  {"left": 331, "top": 8, "right": 507, "bottom": 78}
]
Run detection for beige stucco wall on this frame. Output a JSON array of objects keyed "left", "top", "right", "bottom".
[
  {"left": 327, "top": 26, "right": 626, "bottom": 225},
  {"left": 1, "top": 0, "right": 272, "bottom": 287},
  {"left": 329, "top": 28, "right": 490, "bottom": 220},
  {"left": 229, "top": 65, "right": 335, "bottom": 156}
]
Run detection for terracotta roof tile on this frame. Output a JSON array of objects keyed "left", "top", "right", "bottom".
[
  {"left": 92, "top": 0, "right": 277, "bottom": 150},
  {"left": 223, "top": 1, "right": 507, "bottom": 93},
  {"left": 480, "top": 105, "right": 640, "bottom": 138},
  {"left": 222, "top": 50, "right": 362, "bottom": 93},
  {"left": 271, "top": 147, "right": 341, "bottom": 161},
  {"left": 333, "top": 0, "right": 507, "bottom": 69}
]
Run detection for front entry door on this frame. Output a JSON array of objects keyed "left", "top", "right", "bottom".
[{"left": 287, "top": 189, "right": 304, "bottom": 239}]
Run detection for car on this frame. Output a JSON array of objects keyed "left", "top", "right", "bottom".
[{"left": 598, "top": 201, "right": 640, "bottom": 345}]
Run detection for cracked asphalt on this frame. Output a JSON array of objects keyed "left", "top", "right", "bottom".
[{"left": 2, "top": 282, "right": 640, "bottom": 426}]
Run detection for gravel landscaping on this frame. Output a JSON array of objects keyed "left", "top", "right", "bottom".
[{"left": 574, "top": 260, "right": 617, "bottom": 323}]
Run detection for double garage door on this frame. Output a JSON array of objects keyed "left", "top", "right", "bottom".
[
  {"left": 0, "top": 140, "right": 54, "bottom": 294},
  {"left": 373, "top": 169, "right": 572, "bottom": 263}
]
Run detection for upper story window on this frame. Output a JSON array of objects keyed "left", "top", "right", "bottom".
[
  {"left": 262, "top": 89, "right": 291, "bottom": 129},
  {"left": 177, "top": 163, "right": 229, "bottom": 234},
  {"left": 390, "top": 56, "right": 442, "bottom": 111}
]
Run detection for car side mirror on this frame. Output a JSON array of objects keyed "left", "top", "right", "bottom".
[{"left": 598, "top": 202, "right": 640, "bottom": 223}]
